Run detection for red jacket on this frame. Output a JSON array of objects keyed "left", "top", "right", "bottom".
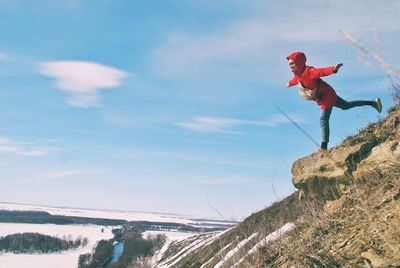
[{"left": 286, "top": 52, "right": 337, "bottom": 110}]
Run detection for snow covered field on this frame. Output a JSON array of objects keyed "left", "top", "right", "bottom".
[
  {"left": 0, "top": 202, "right": 236, "bottom": 267},
  {"left": 0, "top": 223, "right": 114, "bottom": 268}
]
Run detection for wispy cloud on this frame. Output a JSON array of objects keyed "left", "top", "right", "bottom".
[
  {"left": 12, "top": 169, "right": 103, "bottom": 183},
  {"left": 39, "top": 61, "right": 128, "bottom": 107},
  {"left": 0, "top": 52, "right": 8, "bottom": 61},
  {"left": 193, "top": 175, "right": 250, "bottom": 185},
  {"left": 43, "top": 170, "right": 101, "bottom": 180},
  {"left": 0, "top": 137, "right": 56, "bottom": 157},
  {"left": 152, "top": 1, "right": 400, "bottom": 84},
  {"left": 108, "top": 148, "right": 275, "bottom": 170},
  {"left": 177, "top": 116, "right": 245, "bottom": 134},
  {"left": 177, "top": 114, "right": 304, "bottom": 133},
  {"left": 17, "top": 149, "right": 52, "bottom": 156},
  {"left": 152, "top": 20, "right": 274, "bottom": 82}
]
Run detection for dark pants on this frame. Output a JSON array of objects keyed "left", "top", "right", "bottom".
[{"left": 320, "top": 96, "right": 374, "bottom": 143}]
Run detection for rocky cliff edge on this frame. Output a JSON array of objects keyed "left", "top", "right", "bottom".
[{"left": 292, "top": 104, "right": 400, "bottom": 202}]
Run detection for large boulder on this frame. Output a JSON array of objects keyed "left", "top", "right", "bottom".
[
  {"left": 353, "top": 137, "right": 400, "bottom": 180},
  {"left": 291, "top": 104, "right": 400, "bottom": 201}
]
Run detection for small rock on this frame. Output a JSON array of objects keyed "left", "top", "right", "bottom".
[
  {"left": 324, "top": 196, "right": 346, "bottom": 215},
  {"left": 361, "top": 251, "right": 386, "bottom": 267}
]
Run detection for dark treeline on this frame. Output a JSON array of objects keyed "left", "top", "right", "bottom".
[
  {"left": 110, "top": 226, "right": 166, "bottom": 268},
  {"left": 78, "top": 226, "right": 166, "bottom": 268},
  {"left": 0, "top": 210, "right": 126, "bottom": 226},
  {"left": 0, "top": 232, "right": 87, "bottom": 254},
  {"left": 0, "top": 210, "right": 226, "bottom": 232},
  {"left": 78, "top": 240, "right": 114, "bottom": 268},
  {"left": 126, "top": 221, "right": 199, "bottom": 232}
]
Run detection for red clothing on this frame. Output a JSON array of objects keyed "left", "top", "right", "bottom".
[{"left": 286, "top": 52, "right": 337, "bottom": 110}]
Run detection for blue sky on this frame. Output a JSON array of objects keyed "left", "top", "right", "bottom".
[{"left": 1, "top": 0, "right": 399, "bottom": 220}]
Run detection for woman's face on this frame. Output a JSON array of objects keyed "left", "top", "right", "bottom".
[{"left": 288, "top": 59, "right": 298, "bottom": 72}]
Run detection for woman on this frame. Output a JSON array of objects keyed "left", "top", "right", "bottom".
[{"left": 286, "top": 51, "right": 382, "bottom": 150}]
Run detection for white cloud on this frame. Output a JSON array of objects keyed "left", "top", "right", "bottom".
[
  {"left": 0, "top": 137, "right": 55, "bottom": 157},
  {"left": 177, "top": 114, "right": 304, "bottom": 133},
  {"left": 39, "top": 61, "right": 128, "bottom": 107}
]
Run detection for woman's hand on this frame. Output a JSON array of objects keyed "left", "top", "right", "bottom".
[{"left": 333, "top": 63, "right": 343, "bottom": 73}]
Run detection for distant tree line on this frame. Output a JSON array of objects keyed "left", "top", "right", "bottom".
[
  {"left": 124, "top": 221, "right": 201, "bottom": 232},
  {"left": 0, "top": 210, "right": 229, "bottom": 232},
  {"left": 0, "top": 232, "right": 87, "bottom": 254},
  {"left": 0, "top": 210, "right": 126, "bottom": 226}
]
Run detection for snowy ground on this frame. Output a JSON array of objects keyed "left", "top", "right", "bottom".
[
  {"left": 0, "top": 223, "right": 114, "bottom": 268},
  {"left": 143, "top": 229, "right": 199, "bottom": 267},
  {"left": 153, "top": 227, "right": 235, "bottom": 268},
  {"left": 149, "top": 223, "right": 295, "bottom": 267},
  {"left": 232, "top": 222, "right": 294, "bottom": 267},
  {"left": 142, "top": 230, "right": 198, "bottom": 241}
]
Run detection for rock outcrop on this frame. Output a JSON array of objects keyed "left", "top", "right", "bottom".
[{"left": 292, "top": 104, "right": 400, "bottom": 201}]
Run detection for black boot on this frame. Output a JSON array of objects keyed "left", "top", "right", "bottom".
[{"left": 321, "top": 142, "right": 328, "bottom": 150}]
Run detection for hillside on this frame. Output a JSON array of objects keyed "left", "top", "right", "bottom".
[
  {"left": 153, "top": 192, "right": 306, "bottom": 267},
  {"left": 151, "top": 104, "right": 400, "bottom": 268}
]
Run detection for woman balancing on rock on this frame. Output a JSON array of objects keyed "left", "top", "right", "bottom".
[{"left": 286, "top": 51, "right": 382, "bottom": 150}]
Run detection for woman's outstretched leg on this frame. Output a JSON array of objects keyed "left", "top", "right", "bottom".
[
  {"left": 319, "top": 96, "right": 382, "bottom": 150},
  {"left": 335, "top": 96, "right": 382, "bottom": 112}
]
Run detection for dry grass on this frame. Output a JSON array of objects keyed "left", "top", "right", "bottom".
[
  {"left": 390, "top": 76, "right": 400, "bottom": 103},
  {"left": 255, "top": 162, "right": 400, "bottom": 268}
]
